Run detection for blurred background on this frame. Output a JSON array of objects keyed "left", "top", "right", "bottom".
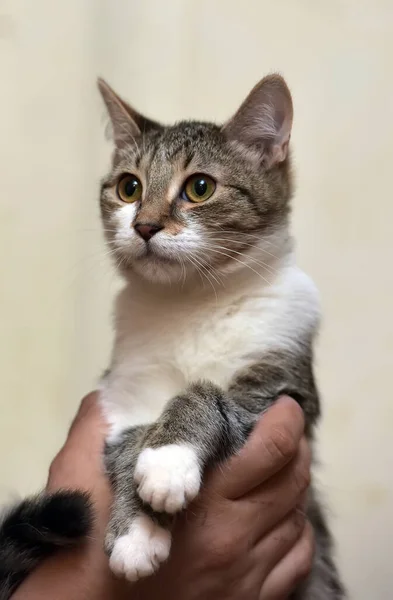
[{"left": 1, "top": 0, "right": 392, "bottom": 597}]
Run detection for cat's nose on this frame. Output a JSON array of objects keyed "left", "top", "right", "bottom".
[{"left": 134, "top": 223, "right": 163, "bottom": 242}]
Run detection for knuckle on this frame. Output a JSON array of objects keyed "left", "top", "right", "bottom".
[
  {"left": 295, "top": 523, "right": 315, "bottom": 581},
  {"left": 266, "top": 424, "right": 298, "bottom": 464},
  {"left": 299, "top": 437, "right": 312, "bottom": 469},
  {"left": 49, "top": 449, "right": 63, "bottom": 471},
  {"left": 48, "top": 460, "right": 57, "bottom": 481},
  {"left": 79, "top": 392, "right": 97, "bottom": 414},
  {"left": 280, "top": 510, "right": 306, "bottom": 547},
  {"left": 68, "top": 393, "right": 99, "bottom": 436},
  {"left": 293, "top": 440, "right": 312, "bottom": 494},
  {"left": 292, "top": 509, "right": 307, "bottom": 536},
  {"left": 294, "top": 463, "right": 311, "bottom": 495},
  {"left": 47, "top": 451, "right": 64, "bottom": 483}
]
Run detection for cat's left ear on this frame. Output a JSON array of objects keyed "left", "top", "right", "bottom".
[
  {"left": 98, "top": 78, "right": 160, "bottom": 147},
  {"left": 222, "top": 74, "right": 293, "bottom": 168}
]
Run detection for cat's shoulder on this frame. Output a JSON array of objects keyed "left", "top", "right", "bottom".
[
  {"left": 242, "top": 261, "right": 320, "bottom": 311},
  {"left": 274, "top": 264, "right": 321, "bottom": 335},
  {"left": 279, "top": 264, "right": 320, "bottom": 308},
  {"left": 241, "top": 263, "right": 321, "bottom": 345}
]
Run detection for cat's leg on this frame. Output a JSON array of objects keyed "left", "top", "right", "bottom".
[
  {"left": 133, "top": 345, "right": 320, "bottom": 516},
  {"left": 133, "top": 381, "right": 251, "bottom": 514},
  {"left": 102, "top": 381, "right": 249, "bottom": 582},
  {"left": 104, "top": 426, "right": 172, "bottom": 582}
]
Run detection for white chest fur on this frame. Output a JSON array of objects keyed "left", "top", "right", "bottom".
[{"left": 100, "top": 263, "right": 319, "bottom": 440}]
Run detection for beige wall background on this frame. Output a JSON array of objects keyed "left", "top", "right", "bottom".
[{"left": 1, "top": 0, "right": 392, "bottom": 597}]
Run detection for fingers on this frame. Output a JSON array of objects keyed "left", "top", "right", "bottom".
[
  {"left": 213, "top": 397, "right": 305, "bottom": 499},
  {"left": 61, "top": 391, "right": 107, "bottom": 456},
  {"left": 253, "top": 508, "right": 307, "bottom": 582},
  {"left": 47, "top": 392, "right": 108, "bottom": 496},
  {"left": 67, "top": 391, "right": 102, "bottom": 438},
  {"left": 242, "top": 437, "right": 311, "bottom": 541},
  {"left": 259, "top": 520, "right": 315, "bottom": 600}
]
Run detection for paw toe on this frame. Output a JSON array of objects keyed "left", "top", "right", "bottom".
[
  {"left": 135, "top": 445, "right": 201, "bottom": 513},
  {"left": 109, "top": 515, "right": 171, "bottom": 582}
]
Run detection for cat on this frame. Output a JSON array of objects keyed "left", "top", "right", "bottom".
[{"left": 0, "top": 73, "right": 345, "bottom": 599}]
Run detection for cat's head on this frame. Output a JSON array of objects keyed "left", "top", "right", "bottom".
[{"left": 98, "top": 74, "right": 293, "bottom": 285}]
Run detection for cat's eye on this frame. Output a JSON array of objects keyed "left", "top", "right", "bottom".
[
  {"left": 182, "top": 174, "right": 216, "bottom": 203},
  {"left": 117, "top": 174, "right": 142, "bottom": 203}
]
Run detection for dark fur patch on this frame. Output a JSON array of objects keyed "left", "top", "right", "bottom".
[{"left": 0, "top": 491, "right": 92, "bottom": 599}]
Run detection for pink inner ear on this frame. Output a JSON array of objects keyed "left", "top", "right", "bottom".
[
  {"left": 222, "top": 74, "right": 293, "bottom": 167},
  {"left": 267, "top": 138, "right": 290, "bottom": 168}
]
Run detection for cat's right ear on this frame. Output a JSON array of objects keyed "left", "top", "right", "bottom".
[
  {"left": 97, "top": 78, "right": 160, "bottom": 146},
  {"left": 222, "top": 74, "right": 293, "bottom": 168}
]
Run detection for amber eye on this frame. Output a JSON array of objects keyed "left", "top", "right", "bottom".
[
  {"left": 117, "top": 174, "right": 142, "bottom": 203},
  {"left": 182, "top": 174, "right": 216, "bottom": 203}
]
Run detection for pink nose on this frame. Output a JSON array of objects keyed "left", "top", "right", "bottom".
[{"left": 134, "top": 223, "right": 163, "bottom": 241}]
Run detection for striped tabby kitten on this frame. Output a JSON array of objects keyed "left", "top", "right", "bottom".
[{"left": 0, "top": 74, "right": 344, "bottom": 599}]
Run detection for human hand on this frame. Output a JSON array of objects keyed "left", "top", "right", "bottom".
[
  {"left": 135, "top": 396, "right": 314, "bottom": 599},
  {"left": 13, "top": 394, "right": 313, "bottom": 600},
  {"left": 13, "top": 392, "right": 129, "bottom": 600}
]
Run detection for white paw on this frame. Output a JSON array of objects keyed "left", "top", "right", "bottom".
[
  {"left": 134, "top": 444, "right": 201, "bottom": 513},
  {"left": 109, "top": 514, "right": 171, "bottom": 582}
]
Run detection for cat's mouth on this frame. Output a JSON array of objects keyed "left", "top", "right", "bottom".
[
  {"left": 130, "top": 242, "right": 187, "bottom": 284},
  {"left": 136, "top": 244, "right": 177, "bottom": 265}
]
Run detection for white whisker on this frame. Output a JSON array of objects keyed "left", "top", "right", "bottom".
[
  {"left": 195, "top": 245, "right": 272, "bottom": 286},
  {"left": 207, "top": 236, "right": 281, "bottom": 262},
  {"left": 199, "top": 241, "right": 279, "bottom": 276},
  {"left": 185, "top": 255, "right": 219, "bottom": 300},
  {"left": 209, "top": 227, "right": 282, "bottom": 247}
]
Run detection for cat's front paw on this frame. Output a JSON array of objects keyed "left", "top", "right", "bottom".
[
  {"left": 134, "top": 444, "right": 201, "bottom": 513},
  {"left": 108, "top": 514, "right": 171, "bottom": 582}
]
